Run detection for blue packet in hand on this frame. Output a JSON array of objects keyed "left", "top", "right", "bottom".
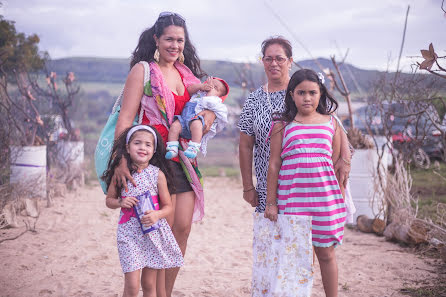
[{"left": 133, "top": 191, "right": 160, "bottom": 234}]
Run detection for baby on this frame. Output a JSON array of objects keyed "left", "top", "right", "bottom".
[{"left": 165, "top": 77, "right": 229, "bottom": 159}]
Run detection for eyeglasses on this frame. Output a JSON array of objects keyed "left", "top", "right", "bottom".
[
  {"left": 262, "top": 56, "right": 288, "bottom": 65},
  {"left": 158, "top": 11, "right": 186, "bottom": 22}
]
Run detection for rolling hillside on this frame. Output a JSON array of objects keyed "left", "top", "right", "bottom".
[
  {"left": 47, "top": 57, "right": 441, "bottom": 158},
  {"left": 47, "top": 57, "right": 384, "bottom": 95}
]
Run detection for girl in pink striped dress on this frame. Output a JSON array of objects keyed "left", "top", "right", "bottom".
[{"left": 265, "top": 69, "right": 346, "bottom": 297}]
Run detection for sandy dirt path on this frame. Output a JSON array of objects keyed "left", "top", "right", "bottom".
[{"left": 0, "top": 177, "right": 438, "bottom": 297}]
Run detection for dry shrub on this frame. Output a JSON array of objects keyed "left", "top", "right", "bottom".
[
  {"left": 381, "top": 157, "right": 417, "bottom": 225},
  {"left": 347, "top": 128, "right": 375, "bottom": 150},
  {"left": 0, "top": 175, "right": 42, "bottom": 230}
]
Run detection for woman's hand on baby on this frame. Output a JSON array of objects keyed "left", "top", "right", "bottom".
[
  {"left": 120, "top": 196, "right": 138, "bottom": 209},
  {"left": 264, "top": 204, "right": 278, "bottom": 222},
  {"left": 141, "top": 210, "right": 160, "bottom": 227},
  {"left": 198, "top": 110, "right": 217, "bottom": 134}
]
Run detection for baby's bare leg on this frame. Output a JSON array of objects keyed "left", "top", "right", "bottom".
[
  {"left": 168, "top": 120, "right": 182, "bottom": 142},
  {"left": 189, "top": 119, "right": 203, "bottom": 144}
]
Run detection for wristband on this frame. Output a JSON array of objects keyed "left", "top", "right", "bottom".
[
  {"left": 243, "top": 187, "right": 255, "bottom": 193},
  {"left": 266, "top": 202, "right": 276, "bottom": 207}
]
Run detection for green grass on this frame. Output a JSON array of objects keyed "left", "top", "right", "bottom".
[
  {"left": 410, "top": 161, "right": 446, "bottom": 225},
  {"left": 400, "top": 284, "right": 446, "bottom": 297},
  {"left": 199, "top": 166, "right": 240, "bottom": 178},
  {"left": 197, "top": 137, "right": 239, "bottom": 168},
  {"left": 198, "top": 137, "right": 240, "bottom": 177}
]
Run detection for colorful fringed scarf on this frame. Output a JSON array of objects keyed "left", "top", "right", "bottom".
[{"left": 140, "top": 61, "right": 205, "bottom": 222}]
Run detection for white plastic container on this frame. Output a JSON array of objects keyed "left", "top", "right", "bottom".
[
  {"left": 349, "top": 148, "right": 388, "bottom": 222},
  {"left": 56, "top": 141, "right": 84, "bottom": 166},
  {"left": 10, "top": 146, "right": 47, "bottom": 199}
]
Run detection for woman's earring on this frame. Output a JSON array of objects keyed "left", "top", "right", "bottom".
[
  {"left": 178, "top": 52, "right": 185, "bottom": 64},
  {"left": 154, "top": 48, "right": 160, "bottom": 63}
]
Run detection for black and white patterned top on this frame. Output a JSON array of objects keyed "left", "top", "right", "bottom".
[{"left": 238, "top": 86, "right": 286, "bottom": 213}]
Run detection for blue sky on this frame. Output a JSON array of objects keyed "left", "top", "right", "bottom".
[{"left": 2, "top": 0, "right": 445, "bottom": 71}]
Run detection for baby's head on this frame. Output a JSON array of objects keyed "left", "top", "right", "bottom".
[{"left": 207, "top": 77, "right": 229, "bottom": 101}]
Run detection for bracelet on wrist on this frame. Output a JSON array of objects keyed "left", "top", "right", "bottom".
[
  {"left": 341, "top": 156, "right": 351, "bottom": 165},
  {"left": 243, "top": 187, "right": 255, "bottom": 193},
  {"left": 266, "top": 202, "right": 276, "bottom": 207}
]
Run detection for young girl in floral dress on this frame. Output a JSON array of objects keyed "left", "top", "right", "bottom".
[{"left": 103, "top": 125, "right": 183, "bottom": 297}]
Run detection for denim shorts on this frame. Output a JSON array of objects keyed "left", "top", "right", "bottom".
[{"left": 174, "top": 101, "right": 205, "bottom": 139}]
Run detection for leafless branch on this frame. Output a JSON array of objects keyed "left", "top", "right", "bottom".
[
  {"left": 330, "top": 56, "right": 354, "bottom": 128},
  {"left": 263, "top": 0, "right": 324, "bottom": 72},
  {"left": 0, "top": 226, "right": 29, "bottom": 244},
  {"left": 394, "top": 5, "right": 410, "bottom": 80},
  {"left": 334, "top": 40, "right": 364, "bottom": 95}
]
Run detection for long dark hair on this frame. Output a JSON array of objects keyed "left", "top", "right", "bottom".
[
  {"left": 275, "top": 69, "right": 338, "bottom": 124},
  {"left": 101, "top": 125, "right": 175, "bottom": 194},
  {"left": 129, "top": 13, "right": 206, "bottom": 79}
]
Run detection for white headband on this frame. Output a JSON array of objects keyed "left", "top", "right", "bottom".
[{"left": 126, "top": 125, "right": 158, "bottom": 152}]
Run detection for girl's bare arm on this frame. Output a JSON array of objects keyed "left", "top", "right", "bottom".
[
  {"left": 265, "top": 122, "right": 284, "bottom": 221},
  {"left": 334, "top": 129, "right": 351, "bottom": 189},
  {"left": 332, "top": 121, "right": 346, "bottom": 198},
  {"left": 105, "top": 179, "right": 121, "bottom": 209},
  {"left": 105, "top": 179, "right": 138, "bottom": 209}
]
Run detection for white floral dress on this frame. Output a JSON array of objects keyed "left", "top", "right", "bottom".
[{"left": 117, "top": 165, "right": 183, "bottom": 273}]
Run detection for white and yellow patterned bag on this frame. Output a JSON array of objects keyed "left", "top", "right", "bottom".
[{"left": 252, "top": 213, "right": 313, "bottom": 297}]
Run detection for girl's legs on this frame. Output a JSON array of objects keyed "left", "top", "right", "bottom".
[
  {"left": 123, "top": 270, "right": 141, "bottom": 297},
  {"left": 156, "top": 269, "right": 166, "bottom": 297},
  {"left": 141, "top": 267, "right": 158, "bottom": 297},
  {"left": 165, "top": 190, "right": 195, "bottom": 297},
  {"left": 166, "top": 193, "right": 176, "bottom": 228},
  {"left": 314, "top": 246, "right": 338, "bottom": 297}
]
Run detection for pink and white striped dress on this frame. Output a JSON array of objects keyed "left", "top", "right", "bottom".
[{"left": 277, "top": 117, "right": 346, "bottom": 247}]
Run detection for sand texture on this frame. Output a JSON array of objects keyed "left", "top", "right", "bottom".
[{"left": 0, "top": 177, "right": 439, "bottom": 297}]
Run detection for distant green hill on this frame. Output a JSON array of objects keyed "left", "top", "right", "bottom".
[{"left": 47, "top": 57, "right": 384, "bottom": 95}]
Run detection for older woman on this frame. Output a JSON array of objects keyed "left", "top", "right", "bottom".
[
  {"left": 238, "top": 36, "right": 351, "bottom": 212},
  {"left": 113, "top": 12, "right": 215, "bottom": 297}
]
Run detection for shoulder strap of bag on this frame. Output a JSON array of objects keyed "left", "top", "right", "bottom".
[
  {"left": 110, "top": 62, "right": 151, "bottom": 118},
  {"left": 139, "top": 61, "right": 151, "bottom": 85},
  {"left": 137, "top": 61, "right": 151, "bottom": 124}
]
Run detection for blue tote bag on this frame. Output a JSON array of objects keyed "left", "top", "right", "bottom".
[{"left": 94, "top": 61, "right": 151, "bottom": 194}]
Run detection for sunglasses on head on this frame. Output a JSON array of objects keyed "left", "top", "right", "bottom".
[{"left": 158, "top": 11, "right": 185, "bottom": 22}]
